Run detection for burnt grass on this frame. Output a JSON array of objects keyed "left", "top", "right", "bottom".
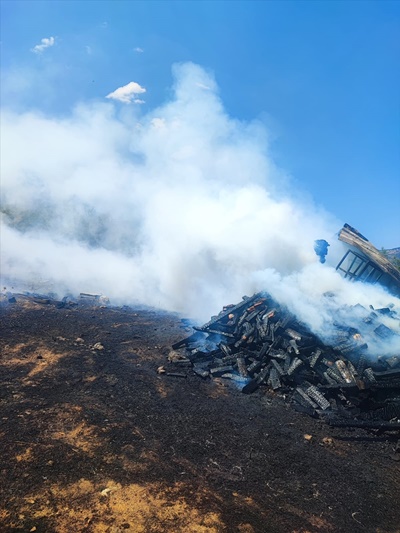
[{"left": 0, "top": 297, "right": 399, "bottom": 533}]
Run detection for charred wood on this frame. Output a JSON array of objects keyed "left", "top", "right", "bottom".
[
  {"left": 199, "top": 293, "right": 264, "bottom": 331},
  {"left": 169, "top": 290, "right": 400, "bottom": 429},
  {"left": 172, "top": 331, "right": 205, "bottom": 350}
]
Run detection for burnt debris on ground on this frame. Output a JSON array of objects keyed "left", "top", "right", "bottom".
[{"left": 169, "top": 292, "right": 400, "bottom": 430}]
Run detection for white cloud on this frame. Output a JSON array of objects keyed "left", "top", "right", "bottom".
[
  {"left": 134, "top": 47, "right": 144, "bottom": 53},
  {"left": 133, "top": 99, "right": 145, "bottom": 105},
  {"left": 106, "top": 81, "right": 146, "bottom": 104},
  {"left": 85, "top": 45, "right": 92, "bottom": 55},
  {"left": 31, "top": 36, "right": 55, "bottom": 54}
]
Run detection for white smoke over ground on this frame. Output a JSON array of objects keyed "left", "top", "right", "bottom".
[{"left": 1, "top": 62, "right": 399, "bottom": 355}]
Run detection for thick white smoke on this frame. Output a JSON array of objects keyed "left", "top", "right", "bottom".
[{"left": 1, "top": 62, "right": 399, "bottom": 353}]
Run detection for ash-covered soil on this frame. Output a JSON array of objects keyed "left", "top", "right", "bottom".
[{"left": 0, "top": 297, "right": 399, "bottom": 533}]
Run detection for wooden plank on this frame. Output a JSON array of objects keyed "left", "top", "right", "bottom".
[{"left": 338, "top": 224, "right": 400, "bottom": 286}]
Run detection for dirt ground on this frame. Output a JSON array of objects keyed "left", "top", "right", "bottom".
[{"left": 0, "top": 296, "right": 399, "bottom": 533}]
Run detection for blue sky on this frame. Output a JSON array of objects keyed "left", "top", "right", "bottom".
[{"left": 1, "top": 0, "right": 399, "bottom": 248}]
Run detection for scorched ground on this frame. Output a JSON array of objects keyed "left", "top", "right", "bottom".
[{"left": 0, "top": 296, "right": 399, "bottom": 533}]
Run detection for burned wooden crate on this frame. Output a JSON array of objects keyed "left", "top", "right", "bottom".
[{"left": 169, "top": 292, "right": 400, "bottom": 430}]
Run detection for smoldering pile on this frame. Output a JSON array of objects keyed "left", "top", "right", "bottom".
[{"left": 169, "top": 292, "right": 400, "bottom": 430}]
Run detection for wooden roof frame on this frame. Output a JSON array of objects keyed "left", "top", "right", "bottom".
[{"left": 337, "top": 224, "right": 400, "bottom": 289}]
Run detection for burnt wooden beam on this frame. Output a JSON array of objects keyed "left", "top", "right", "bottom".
[
  {"left": 172, "top": 331, "right": 205, "bottom": 350},
  {"left": 338, "top": 223, "right": 400, "bottom": 291},
  {"left": 198, "top": 293, "right": 265, "bottom": 331}
]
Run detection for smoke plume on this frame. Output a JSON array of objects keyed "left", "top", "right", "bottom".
[{"left": 1, "top": 62, "right": 399, "bottom": 353}]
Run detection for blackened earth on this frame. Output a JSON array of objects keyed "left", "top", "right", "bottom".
[{"left": 0, "top": 296, "right": 399, "bottom": 533}]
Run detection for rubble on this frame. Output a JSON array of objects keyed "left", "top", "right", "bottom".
[
  {"left": 0, "top": 291, "right": 110, "bottom": 309},
  {"left": 337, "top": 224, "right": 400, "bottom": 296},
  {"left": 169, "top": 292, "right": 400, "bottom": 431}
]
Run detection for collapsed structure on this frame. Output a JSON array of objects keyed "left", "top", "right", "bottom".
[
  {"left": 336, "top": 224, "right": 400, "bottom": 297},
  {"left": 169, "top": 225, "right": 400, "bottom": 430},
  {"left": 170, "top": 292, "right": 400, "bottom": 429}
]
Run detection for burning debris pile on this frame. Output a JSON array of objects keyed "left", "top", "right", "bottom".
[{"left": 169, "top": 293, "right": 400, "bottom": 430}]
